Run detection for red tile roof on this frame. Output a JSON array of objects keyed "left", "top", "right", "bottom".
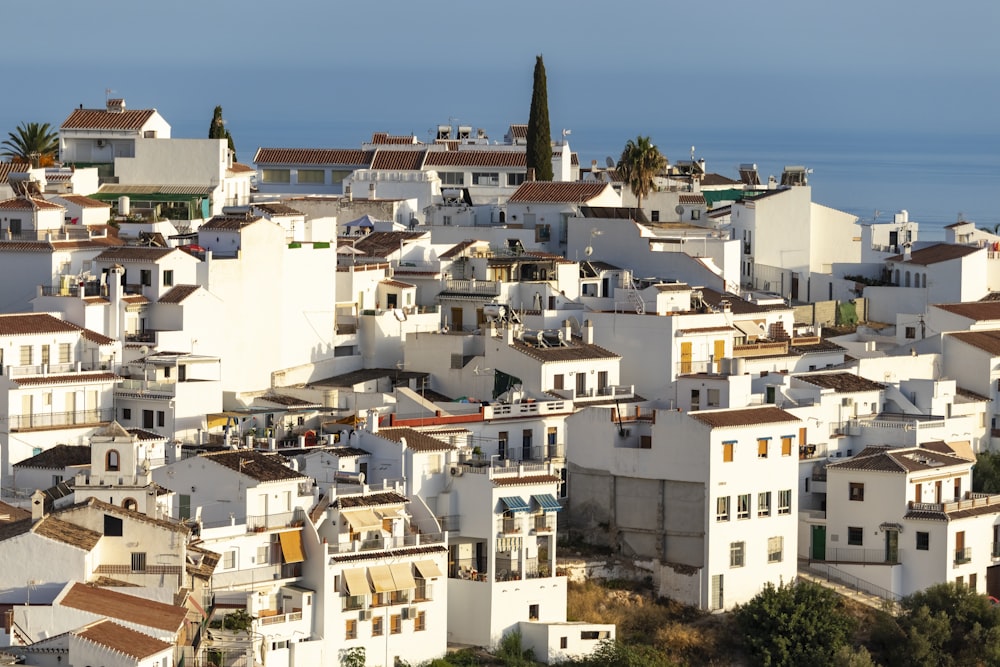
[
  {"left": 95, "top": 247, "right": 176, "bottom": 262},
  {"left": 424, "top": 151, "right": 526, "bottom": 168},
  {"left": 228, "top": 162, "right": 256, "bottom": 174},
  {"left": 948, "top": 330, "right": 1000, "bottom": 356},
  {"left": 13, "top": 372, "right": 118, "bottom": 387},
  {"left": 933, "top": 301, "right": 1000, "bottom": 321},
  {"left": 158, "top": 284, "right": 201, "bottom": 304},
  {"left": 0, "top": 162, "right": 30, "bottom": 181},
  {"left": 508, "top": 182, "right": 611, "bottom": 204},
  {"left": 203, "top": 450, "right": 306, "bottom": 482},
  {"left": 690, "top": 406, "right": 800, "bottom": 428},
  {"left": 376, "top": 428, "right": 455, "bottom": 452},
  {"left": 370, "top": 132, "right": 420, "bottom": 145},
  {"left": 492, "top": 474, "right": 560, "bottom": 486},
  {"left": 253, "top": 148, "right": 374, "bottom": 166},
  {"left": 55, "top": 194, "right": 111, "bottom": 208},
  {"left": 0, "top": 313, "right": 81, "bottom": 336},
  {"left": 76, "top": 619, "right": 173, "bottom": 659},
  {"left": 887, "top": 243, "right": 981, "bottom": 266},
  {"left": 61, "top": 108, "right": 157, "bottom": 131},
  {"left": 60, "top": 582, "right": 187, "bottom": 632},
  {"left": 795, "top": 372, "right": 884, "bottom": 393},
  {"left": 0, "top": 196, "right": 64, "bottom": 210},
  {"left": 371, "top": 150, "right": 426, "bottom": 171},
  {"left": 199, "top": 215, "right": 261, "bottom": 231}
]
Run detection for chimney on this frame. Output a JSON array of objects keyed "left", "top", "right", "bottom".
[
  {"left": 31, "top": 490, "right": 46, "bottom": 522},
  {"left": 368, "top": 183, "right": 376, "bottom": 200},
  {"left": 505, "top": 323, "right": 516, "bottom": 345},
  {"left": 563, "top": 319, "right": 572, "bottom": 341},
  {"left": 527, "top": 168, "right": 536, "bottom": 182},
  {"left": 583, "top": 319, "right": 594, "bottom": 344}
]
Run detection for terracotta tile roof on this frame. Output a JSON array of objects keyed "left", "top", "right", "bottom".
[
  {"left": 424, "top": 151, "right": 526, "bottom": 168},
  {"left": 13, "top": 372, "right": 118, "bottom": 387},
  {"left": 253, "top": 148, "right": 374, "bottom": 166},
  {"left": 508, "top": 124, "right": 528, "bottom": 139},
  {"left": 158, "top": 284, "right": 200, "bottom": 304},
  {"left": 60, "top": 582, "right": 187, "bottom": 632},
  {"left": 439, "top": 240, "right": 481, "bottom": 259},
  {"left": 253, "top": 202, "right": 302, "bottom": 216},
  {"left": 257, "top": 393, "right": 321, "bottom": 408},
  {"left": 34, "top": 516, "right": 102, "bottom": 551},
  {"left": 199, "top": 214, "right": 261, "bottom": 231},
  {"left": 325, "top": 446, "right": 371, "bottom": 458},
  {"left": 76, "top": 619, "right": 172, "bottom": 659},
  {"left": 795, "top": 372, "right": 884, "bottom": 393},
  {"left": 68, "top": 498, "right": 190, "bottom": 534},
  {"left": 0, "top": 161, "right": 29, "bottom": 181},
  {"left": 0, "top": 241, "right": 58, "bottom": 253},
  {"left": 376, "top": 428, "right": 455, "bottom": 452},
  {"left": 186, "top": 543, "right": 221, "bottom": 580},
  {"left": 690, "top": 406, "right": 800, "bottom": 428},
  {"left": 0, "top": 501, "right": 30, "bottom": 523},
  {"left": 0, "top": 312, "right": 81, "bottom": 336},
  {"left": 676, "top": 326, "right": 734, "bottom": 335},
  {"left": 700, "top": 173, "right": 740, "bottom": 186},
  {"left": 371, "top": 150, "right": 426, "bottom": 170},
  {"left": 14, "top": 444, "right": 91, "bottom": 469},
  {"left": 228, "top": 162, "right": 256, "bottom": 174},
  {"left": 581, "top": 260, "right": 622, "bottom": 277},
  {"left": 509, "top": 337, "right": 620, "bottom": 363},
  {"left": 381, "top": 279, "right": 415, "bottom": 289},
  {"left": 887, "top": 243, "right": 981, "bottom": 266},
  {"left": 78, "top": 327, "right": 116, "bottom": 345},
  {"left": 956, "top": 387, "right": 990, "bottom": 402},
  {"left": 121, "top": 295, "right": 149, "bottom": 305},
  {"left": 679, "top": 194, "right": 706, "bottom": 204},
  {"left": 352, "top": 231, "right": 427, "bottom": 258},
  {"left": 828, "top": 445, "right": 969, "bottom": 473},
  {"left": 329, "top": 544, "right": 447, "bottom": 564},
  {"left": 370, "top": 132, "right": 420, "bottom": 145},
  {"left": 933, "top": 301, "right": 1000, "bottom": 321},
  {"left": 700, "top": 287, "right": 790, "bottom": 314},
  {"left": 0, "top": 517, "right": 31, "bottom": 542},
  {"left": 203, "top": 450, "right": 306, "bottom": 482},
  {"left": 0, "top": 196, "right": 64, "bottom": 210},
  {"left": 61, "top": 107, "right": 157, "bottom": 131},
  {"left": 492, "top": 474, "right": 561, "bottom": 486},
  {"left": 335, "top": 491, "right": 409, "bottom": 508},
  {"left": 126, "top": 428, "right": 167, "bottom": 441},
  {"left": 54, "top": 194, "right": 111, "bottom": 208},
  {"left": 96, "top": 184, "right": 215, "bottom": 196},
  {"left": 508, "top": 182, "right": 612, "bottom": 204},
  {"left": 948, "top": 330, "right": 1000, "bottom": 356},
  {"left": 94, "top": 246, "right": 176, "bottom": 262}
]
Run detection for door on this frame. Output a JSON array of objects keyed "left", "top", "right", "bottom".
[
  {"left": 811, "top": 525, "right": 826, "bottom": 560},
  {"left": 915, "top": 483, "right": 922, "bottom": 504},
  {"left": 885, "top": 530, "right": 899, "bottom": 563},
  {"left": 522, "top": 429, "right": 532, "bottom": 461},
  {"left": 711, "top": 574, "right": 724, "bottom": 610},
  {"left": 691, "top": 389, "right": 701, "bottom": 410},
  {"left": 987, "top": 564, "right": 1000, "bottom": 598},
  {"left": 680, "top": 342, "right": 692, "bottom": 374},
  {"left": 66, "top": 392, "right": 77, "bottom": 425},
  {"left": 450, "top": 308, "right": 463, "bottom": 332},
  {"left": 714, "top": 340, "right": 726, "bottom": 372}
]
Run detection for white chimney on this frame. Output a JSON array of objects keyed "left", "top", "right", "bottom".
[
  {"left": 563, "top": 319, "right": 572, "bottom": 341},
  {"left": 31, "top": 489, "right": 46, "bottom": 522},
  {"left": 583, "top": 319, "right": 594, "bottom": 344},
  {"left": 368, "top": 183, "right": 376, "bottom": 200}
]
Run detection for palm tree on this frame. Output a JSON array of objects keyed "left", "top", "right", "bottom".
[
  {"left": 617, "top": 135, "right": 667, "bottom": 209},
  {"left": 1, "top": 122, "right": 59, "bottom": 167}
]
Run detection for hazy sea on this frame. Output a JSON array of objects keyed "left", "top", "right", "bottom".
[{"left": 218, "top": 119, "right": 999, "bottom": 242}]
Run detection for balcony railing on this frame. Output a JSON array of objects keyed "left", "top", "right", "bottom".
[
  {"left": 499, "top": 517, "right": 522, "bottom": 534},
  {"left": 326, "top": 531, "right": 446, "bottom": 555},
  {"left": 258, "top": 611, "right": 303, "bottom": 626},
  {"left": 823, "top": 547, "right": 899, "bottom": 565},
  {"left": 95, "top": 564, "right": 183, "bottom": 575},
  {"left": 9, "top": 408, "right": 114, "bottom": 430},
  {"left": 534, "top": 515, "right": 556, "bottom": 532},
  {"left": 246, "top": 509, "right": 305, "bottom": 533},
  {"left": 116, "top": 378, "right": 176, "bottom": 396},
  {"left": 955, "top": 547, "right": 972, "bottom": 565},
  {"left": 443, "top": 279, "right": 501, "bottom": 296}
]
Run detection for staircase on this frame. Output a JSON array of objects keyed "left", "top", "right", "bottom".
[{"left": 797, "top": 558, "right": 900, "bottom": 612}]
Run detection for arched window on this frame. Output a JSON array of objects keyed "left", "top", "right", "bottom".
[
  {"left": 122, "top": 498, "right": 137, "bottom": 512},
  {"left": 106, "top": 449, "right": 120, "bottom": 472},
  {"left": 905, "top": 271, "right": 911, "bottom": 287}
]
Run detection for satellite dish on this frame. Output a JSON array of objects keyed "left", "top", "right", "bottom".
[
  {"left": 605, "top": 157, "right": 615, "bottom": 168},
  {"left": 584, "top": 246, "right": 593, "bottom": 257},
  {"left": 675, "top": 205, "right": 685, "bottom": 215}
]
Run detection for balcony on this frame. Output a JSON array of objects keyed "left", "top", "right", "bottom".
[
  {"left": 258, "top": 611, "right": 303, "bottom": 626},
  {"left": 823, "top": 547, "right": 899, "bottom": 565},
  {"left": 534, "top": 515, "right": 556, "bottom": 533},
  {"left": 246, "top": 509, "right": 305, "bottom": 533},
  {"left": 443, "top": 279, "right": 501, "bottom": 296},
  {"left": 116, "top": 378, "right": 176, "bottom": 397},
  {"left": 499, "top": 517, "right": 522, "bottom": 535},
  {"left": 9, "top": 408, "right": 114, "bottom": 431},
  {"left": 326, "top": 531, "right": 446, "bottom": 556},
  {"left": 955, "top": 547, "right": 972, "bottom": 565},
  {"left": 209, "top": 562, "right": 302, "bottom": 588}
]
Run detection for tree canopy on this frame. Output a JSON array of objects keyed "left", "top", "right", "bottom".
[
  {"left": 2, "top": 122, "right": 59, "bottom": 167},
  {"left": 526, "top": 55, "right": 553, "bottom": 182},
  {"left": 734, "top": 580, "right": 857, "bottom": 666},
  {"left": 617, "top": 136, "right": 666, "bottom": 209},
  {"left": 208, "top": 105, "right": 237, "bottom": 161},
  {"left": 974, "top": 451, "right": 1000, "bottom": 493}
]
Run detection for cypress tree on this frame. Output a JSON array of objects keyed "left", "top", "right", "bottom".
[
  {"left": 526, "top": 55, "right": 553, "bottom": 182},
  {"left": 208, "top": 105, "right": 237, "bottom": 161}
]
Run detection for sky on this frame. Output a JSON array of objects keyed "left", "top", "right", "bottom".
[{"left": 3, "top": 0, "right": 998, "bottom": 226}]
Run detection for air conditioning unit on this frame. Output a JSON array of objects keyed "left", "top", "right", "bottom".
[
  {"left": 450, "top": 466, "right": 463, "bottom": 476},
  {"left": 96, "top": 139, "right": 107, "bottom": 148},
  {"left": 359, "top": 609, "right": 372, "bottom": 621},
  {"left": 402, "top": 606, "right": 418, "bottom": 620}
]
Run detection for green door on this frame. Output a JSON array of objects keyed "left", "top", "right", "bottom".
[{"left": 811, "top": 525, "right": 826, "bottom": 560}]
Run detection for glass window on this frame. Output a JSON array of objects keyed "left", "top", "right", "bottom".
[
  {"left": 390, "top": 614, "right": 402, "bottom": 634},
  {"left": 59, "top": 343, "right": 71, "bottom": 364},
  {"left": 848, "top": 527, "right": 863, "bottom": 546},
  {"left": 757, "top": 438, "right": 769, "bottom": 458},
  {"left": 850, "top": 482, "right": 865, "bottom": 501},
  {"left": 472, "top": 172, "right": 499, "bottom": 186},
  {"left": 716, "top": 496, "right": 730, "bottom": 522},
  {"left": 757, "top": 491, "right": 771, "bottom": 517},
  {"left": 297, "top": 169, "right": 325, "bottom": 184},
  {"left": 730, "top": 541, "right": 745, "bottom": 568},
  {"left": 345, "top": 619, "right": 357, "bottom": 639},
  {"left": 778, "top": 489, "right": 792, "bottom": 515},
  {"left": 19, "top": 345, "right": 32, "bottom": 365},
  {"left": 737, "top": 494, "right": 751, "bottom": 520},
  {"left": 440, "top": 172, "right": 464, "bottom": 185},
  {"left": 767, "top": 536, "right": 783, "bottom": 563},
  {"left": 916, "top": 532, "right": 929, "bottom": 550},
  {"left": 262, "top": 169, "right": 291, "bottom": 183},
  {"left": 163, "top": 270, "right": 174, "bottom": 287},
  {"left": 372, "top": 616, "right": 384, "bottom": 636},
  {"left": 507, "top": 172, "right": 526, "bottom": 187}
]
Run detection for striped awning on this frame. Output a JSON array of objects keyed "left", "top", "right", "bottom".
[
  {"left": 389, "top": 562, "right": 416, "bottom": 590},
  {"left": 278, "top": 530, "right": 305, "bottom": 563},
  {"left": 500, "top": 496, "right": 530, "bottom": 513},
  {"left": 343, "top": 568, "right": 371, "bottom": 596},
  {"left": 368, "top": 564, "right": 395, "bottom": 593},
  {"left": 414, "top": 559, "right": 443, "bottom": 579},
  {"left": 533, "top": 494, "right": 563, "bottom": 512},
  {"left": 342, "top": 508, "right": 382, "bottom": 532}
]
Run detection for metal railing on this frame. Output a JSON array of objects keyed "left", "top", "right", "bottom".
[
  {"left": 95, "top": 564, "right": 183, "bottom": 575},
  {"left": 955, "top": 547, "right": 972, "bottom": 565},
  {"left": 258, "top": 611, "right": 303, "bottom": 626},
  {"left": 9, "top": 408, "right": 114, "bottom": 430},
  {"left": 246, "top": 509, "right": 305, "bottom": 532},
  {"left": 805, "top": 562, "right": 901, "bottom": 604},
  {"left": 534, "top": 515, "right": 556, "bottom": 532},
  {"left": 499, "top": 517, "right": 522, "bottom": 534},
  {"left": 326, "top": 531, "right": 446, "bottom": 555},
  {"left": 823, "top": 547, "right": 898, "bottom": 565}
]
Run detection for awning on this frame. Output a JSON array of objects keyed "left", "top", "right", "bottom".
[
  {"left": 342, "top": 508, "right": 382, "bottom": 532},
  {"left": 279, "top": 530, "right": 305, "bottom": 563},
  {"left": 389, "top": 562, "right": 416, "bottom": 590},
  {"left": 343, "top": 568, "right": 371, "bottom": 596},
  {"left": 500, "top": 496, "right": 530, "bottom": 513},
  {"left": 368, "top": 564, "right": 395, "bottom": 593},
  {"left": 533, "top": 494, "right": 563, "bottom": 512},
  {"left": 206, "top": 411, "right": 243, "bottom": 429},
  {"left": 734, "top": 320, "right": 762, "bottom": 339},
  {"left": 414, "top": 559, "right": 443, "bottom": 579}
]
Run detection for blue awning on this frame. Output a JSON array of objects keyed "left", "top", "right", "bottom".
[
  {"left": 500, "top": 496, "right": 530, "bottom": 513},
  {"left": 533, "top": 494, "right": 562, "bottom": 512}
]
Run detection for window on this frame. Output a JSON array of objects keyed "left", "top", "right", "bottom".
[
  {"left": 691, "top": 209, "right": 701, "bottom": 220},
  {"left": 781, "top": 436, "right": 793, "bottom": 457},
  {"left": 905, "top": 326, "right": 916, "bottom": 339},
  {"left": 778, "top": 489, "right": 792, "bottom": 515},
  {"left": 440, "top": 172, "right": 464, "bottom": 185},
  {"left": 651, "top": 210, "right": 660, "bottom": 222},
  {"left": 472, "top": 172, "right": 499, "bottom": 186},
  {"left": 372, "top": 616, "right": 384, "bottom": 636},
  {"left": 19, "top": 345, "right": 32, "bottom": 365},
  {"left": 916, "top": 531, "right": 929, "bottom": 551},
  {"left": 414, "top": 611, "right": 426, "bottom": 631},
  {"left": 757, "top": 491, "right": 771, "bottom": 517},
  {"left": 498, "top": 431, "right": 508, "bottom": 460},
  {"left": 262, "top": 169, "right": 291, "bottom": 183},
  {"left": 848, "top": 527, "right": 863, "bottom": 546},
  {"left": 553, "top": 374, "right": 564, "bottom": 390},
  {"left": 163, "top": 270, "right": 174, "bottom": 287},
  {"left": 390, "top": 614, "right": 402, "bottom": 634},
  {"left": 576, "top": 372, "right": 586, "bottom": 397},
  {"left": 257, "top": 545, "right": 270, "bottom": 565},
  {"left": 224, "top": 550, "right": 236, "bottom": 569},
  {"left": 122, "top": 498, "right": 137, "bottom": 512},
  {"left": 707, "top": 388, "right": 720, "bottom": 407},
  {"left": 297, "top": 169, "right": 325, "bottom": 184},
  {"left": 157, "top": 411, "right": 165, "bottom": 428},
  {"left": 757, "top": 438, "right": 769, "bottom": 458},
  {"left": 106, "top": 449, "right": 120, "bottom": 472},
  {"left": 716, "top": 496, "right": 730, "bottom": 522},
  {"left": 131, "top": 552, "right": 147, "bottom": 572},
  {"left": 345, "top": 619, "right": 357, "bottom": 640},
  {"left": 59, "top": 343, "right": 71, "bottom": 364},
  {"left": 737, "top": 494, "right": 751, "bottom": 520},
  {"left": 730, "top": 541, "right": 745, "bottom": 568},
  {"left": 849, "top": 482, "right": 865, "bottom": 501},
  {"left": 507, "top": 172, "right": 526, "bottom": 187},
  {"left": 104, "top": 514, "right": 123, "bottom": 536},
  {"left": 528, "top": 604, "right": 539, "bottom": 621},
  {"left": 722, "top": 441, "right": 735, "bottom": 463},
  {"left": 122, "top": 408, "right": 131, "bottom": 421},
  {"left": 140, "top": 269, "right": 152, "bottom": 286},
  {"left": 560, "top": 637, "right": 568, "bottom": 649},
  {"left": 640, "top": 435, "right": 652, "bottom": 449},
  {"left": 143, "top": 410, "right": 154, "bottom": 429},
  {"left": 767, "top": 536, "right": 783, "bottom": 563}
]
